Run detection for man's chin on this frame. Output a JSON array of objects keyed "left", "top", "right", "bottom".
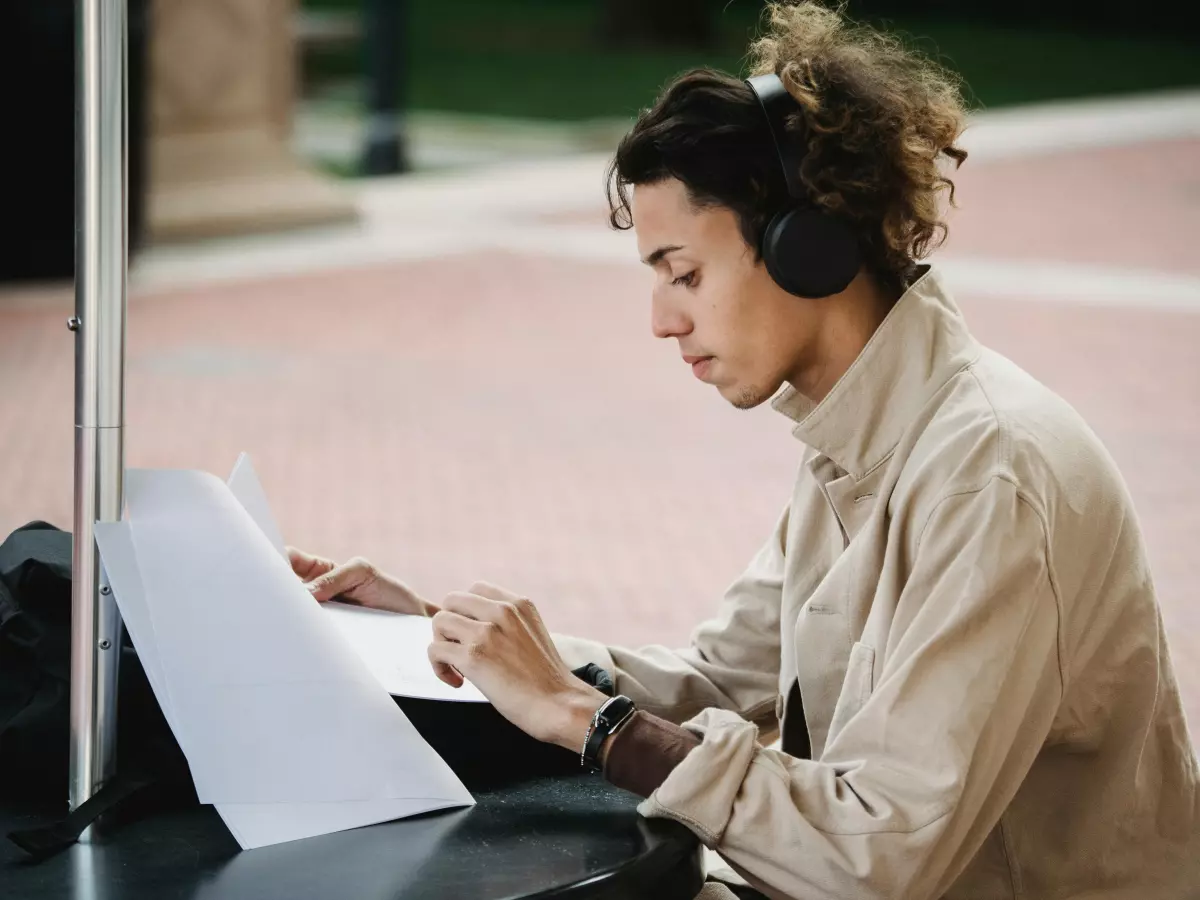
[{"left": 719, "top": 383, "right": 770, "bottom": 411}]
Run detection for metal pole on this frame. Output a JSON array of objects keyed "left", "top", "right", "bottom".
[
  {"left": 69, "top": 0, "right": 127, "bottom": 816},
  {"left": 361, "top": 0, "right": 410, "bottom": 174}
]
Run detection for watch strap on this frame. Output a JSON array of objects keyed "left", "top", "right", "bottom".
[{"left": 582, "top": 695, "right": 636, "bottom": 772}]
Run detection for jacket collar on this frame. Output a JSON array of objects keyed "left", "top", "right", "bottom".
[{"left": 769, "top": 266, "right": 981, "bottom": 479}]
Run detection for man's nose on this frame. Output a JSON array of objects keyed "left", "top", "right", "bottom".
[{"left": 650, "top": 290, "right": 692, "bottom": 340}]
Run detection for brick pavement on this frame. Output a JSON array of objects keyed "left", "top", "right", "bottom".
[{"left": 1, "top": 137, "right": 1197, "bottom": 739}]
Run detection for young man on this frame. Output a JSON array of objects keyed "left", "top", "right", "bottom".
[{"left": 289, "top": 3, "right": 1199, "bottom": 897}]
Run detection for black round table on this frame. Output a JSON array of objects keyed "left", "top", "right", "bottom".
[{"left": 0, "top": 774, "right": 704, "bottom": 899}]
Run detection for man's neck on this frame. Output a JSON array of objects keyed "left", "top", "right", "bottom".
[{"left": 788, "top": 272, "right": 898, "bottom": 405}]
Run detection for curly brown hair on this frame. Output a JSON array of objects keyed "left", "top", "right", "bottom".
[{"left": 606, "top": 1, "right": 969, "bottom": 290}]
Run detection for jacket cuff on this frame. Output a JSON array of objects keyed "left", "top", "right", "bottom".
[
  {"left": 603, "top": 710, "right": 701, "bottom": 798},
  {"left": 636, "top": 708, "right": 760, "bottom": 848}
]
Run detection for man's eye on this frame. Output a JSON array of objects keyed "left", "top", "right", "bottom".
[{"left": 672, "top": 271, "right": 697, "bottom": 287}]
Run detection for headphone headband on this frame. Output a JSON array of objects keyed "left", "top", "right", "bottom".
[
  {"left": 743, "top": 73, "right": 863, "bottom": 299},
  {"left": 745, "top": 74, "right": 806, "bottom": 201}
]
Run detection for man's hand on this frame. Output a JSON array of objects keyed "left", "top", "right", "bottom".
[
  {"left": 287, "top": 547, "right": 438, "bottom": 617},
  {"left": 429, "top": 582, "right": 607, "bottom": 752}
]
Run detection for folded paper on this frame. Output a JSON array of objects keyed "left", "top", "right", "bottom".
[{"left": 94, "top": 456, "right": 475, "bottom": 849}]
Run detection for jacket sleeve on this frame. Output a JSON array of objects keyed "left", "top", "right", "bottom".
[
  {"left": 554, "top": 503, "right": 788, "bottom": 730},
  {"left": 636, "top": 477, "right": 1065, "bottom": 900}
]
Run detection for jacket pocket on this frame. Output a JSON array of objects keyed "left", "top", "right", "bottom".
[{"left": 826, "top": 642, "right": 875, "bottom": 741}]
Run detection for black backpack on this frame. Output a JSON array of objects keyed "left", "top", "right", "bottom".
[{"left": 0, "top": 521, "right": 196, "bottom": 860}]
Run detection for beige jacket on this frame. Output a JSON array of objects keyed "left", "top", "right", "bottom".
[{"left": 557, "top": 267, "right": 1200, "bottom": 900}]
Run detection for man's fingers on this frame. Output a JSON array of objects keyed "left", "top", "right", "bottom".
[
  {"left": 468, "top": 581, "right": 515, "bottom": 603},
  {"left": 430, "top": 611, "right": 489, "bottom": 689},
  {"left": 307, "top": 558, "right": 370, "bottom": 602},
  {"left": 466, "top": 583, "right": 541, "bottom": 627},
  {"left": 427, "top": 641, "right": 466, "bottom": 689},
  {"left": 441, "top": 590, "right": 500, "bottom": 622},
  {"left": 287, "top": 546, "right": 335, "bottom": 582},
  {"left": 454, "top": 586, "right": 550, "bottom": 649},
  {"left": 441, "top": 589, "right": 526, "bottom": 626},
  {"left": 430, "top": 609, "right": 486, "bottom": 645}
]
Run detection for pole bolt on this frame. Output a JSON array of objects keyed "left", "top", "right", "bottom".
[
  {"left": 98, "top": 639, "right": 111, "bottom": 650},
  {"left": 100, "top": 584, "right": 111, "bottom": 595},
  {"left": 67, "top": 316, "right": 82, "bottom": 331}
]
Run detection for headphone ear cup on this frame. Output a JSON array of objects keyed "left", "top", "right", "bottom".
[{"left": 760, "top": 207, "right": 863, "bottom": 299}]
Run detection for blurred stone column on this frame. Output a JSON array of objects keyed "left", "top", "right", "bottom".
[{"left": 146, "top": 0, "right": 355, "bottom": 241}]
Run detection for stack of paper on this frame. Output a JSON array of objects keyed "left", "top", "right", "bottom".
[
  {"left": 225, "top": 454, "right": 488, "bottom": 704},
  {"left": 95, "top": 454, "right": 477, "bottom": 850}
]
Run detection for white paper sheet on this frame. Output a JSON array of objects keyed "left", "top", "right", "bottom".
[
  {"left": 224, "top": 454, "right": 488, "bottom": 704},
  {"left": 322, "top": 604, "right": 488, "bottom": 703},
  {"left": 93, "top": 522, "right": 180, "bottom": 737},
  {"left": 95, "top": 464, "right": 475, "bottom": 850},
  {"left": 226, "top": 452, "right": 287, "bottom": 558},
  {"left": 98, "top": 521, "right": 465, "bottom": 848}
]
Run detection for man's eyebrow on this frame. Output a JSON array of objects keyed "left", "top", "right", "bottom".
[{"left": 641, "top": 245, "right": 685, "bottom": 267}]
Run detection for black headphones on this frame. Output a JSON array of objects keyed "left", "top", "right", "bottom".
[{"left": 745, "top": 74, "right": 863, "bottom": 299}]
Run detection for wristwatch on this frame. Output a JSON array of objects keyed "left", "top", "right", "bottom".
[{"left": 581, "top": 695, "right": 636, "bottom": 773}]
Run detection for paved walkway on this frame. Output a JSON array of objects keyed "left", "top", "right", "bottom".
[{"left": 2, "top": 92, "right": 1198, "bottom": 737}]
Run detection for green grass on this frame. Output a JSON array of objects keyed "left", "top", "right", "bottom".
[{"left": 302, "top": 0, "right": 1200, "bottom": 119}]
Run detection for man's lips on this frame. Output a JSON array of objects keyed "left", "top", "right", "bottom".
[{"left": 683, "top": 355, "right": 714, "bottom": 379}]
